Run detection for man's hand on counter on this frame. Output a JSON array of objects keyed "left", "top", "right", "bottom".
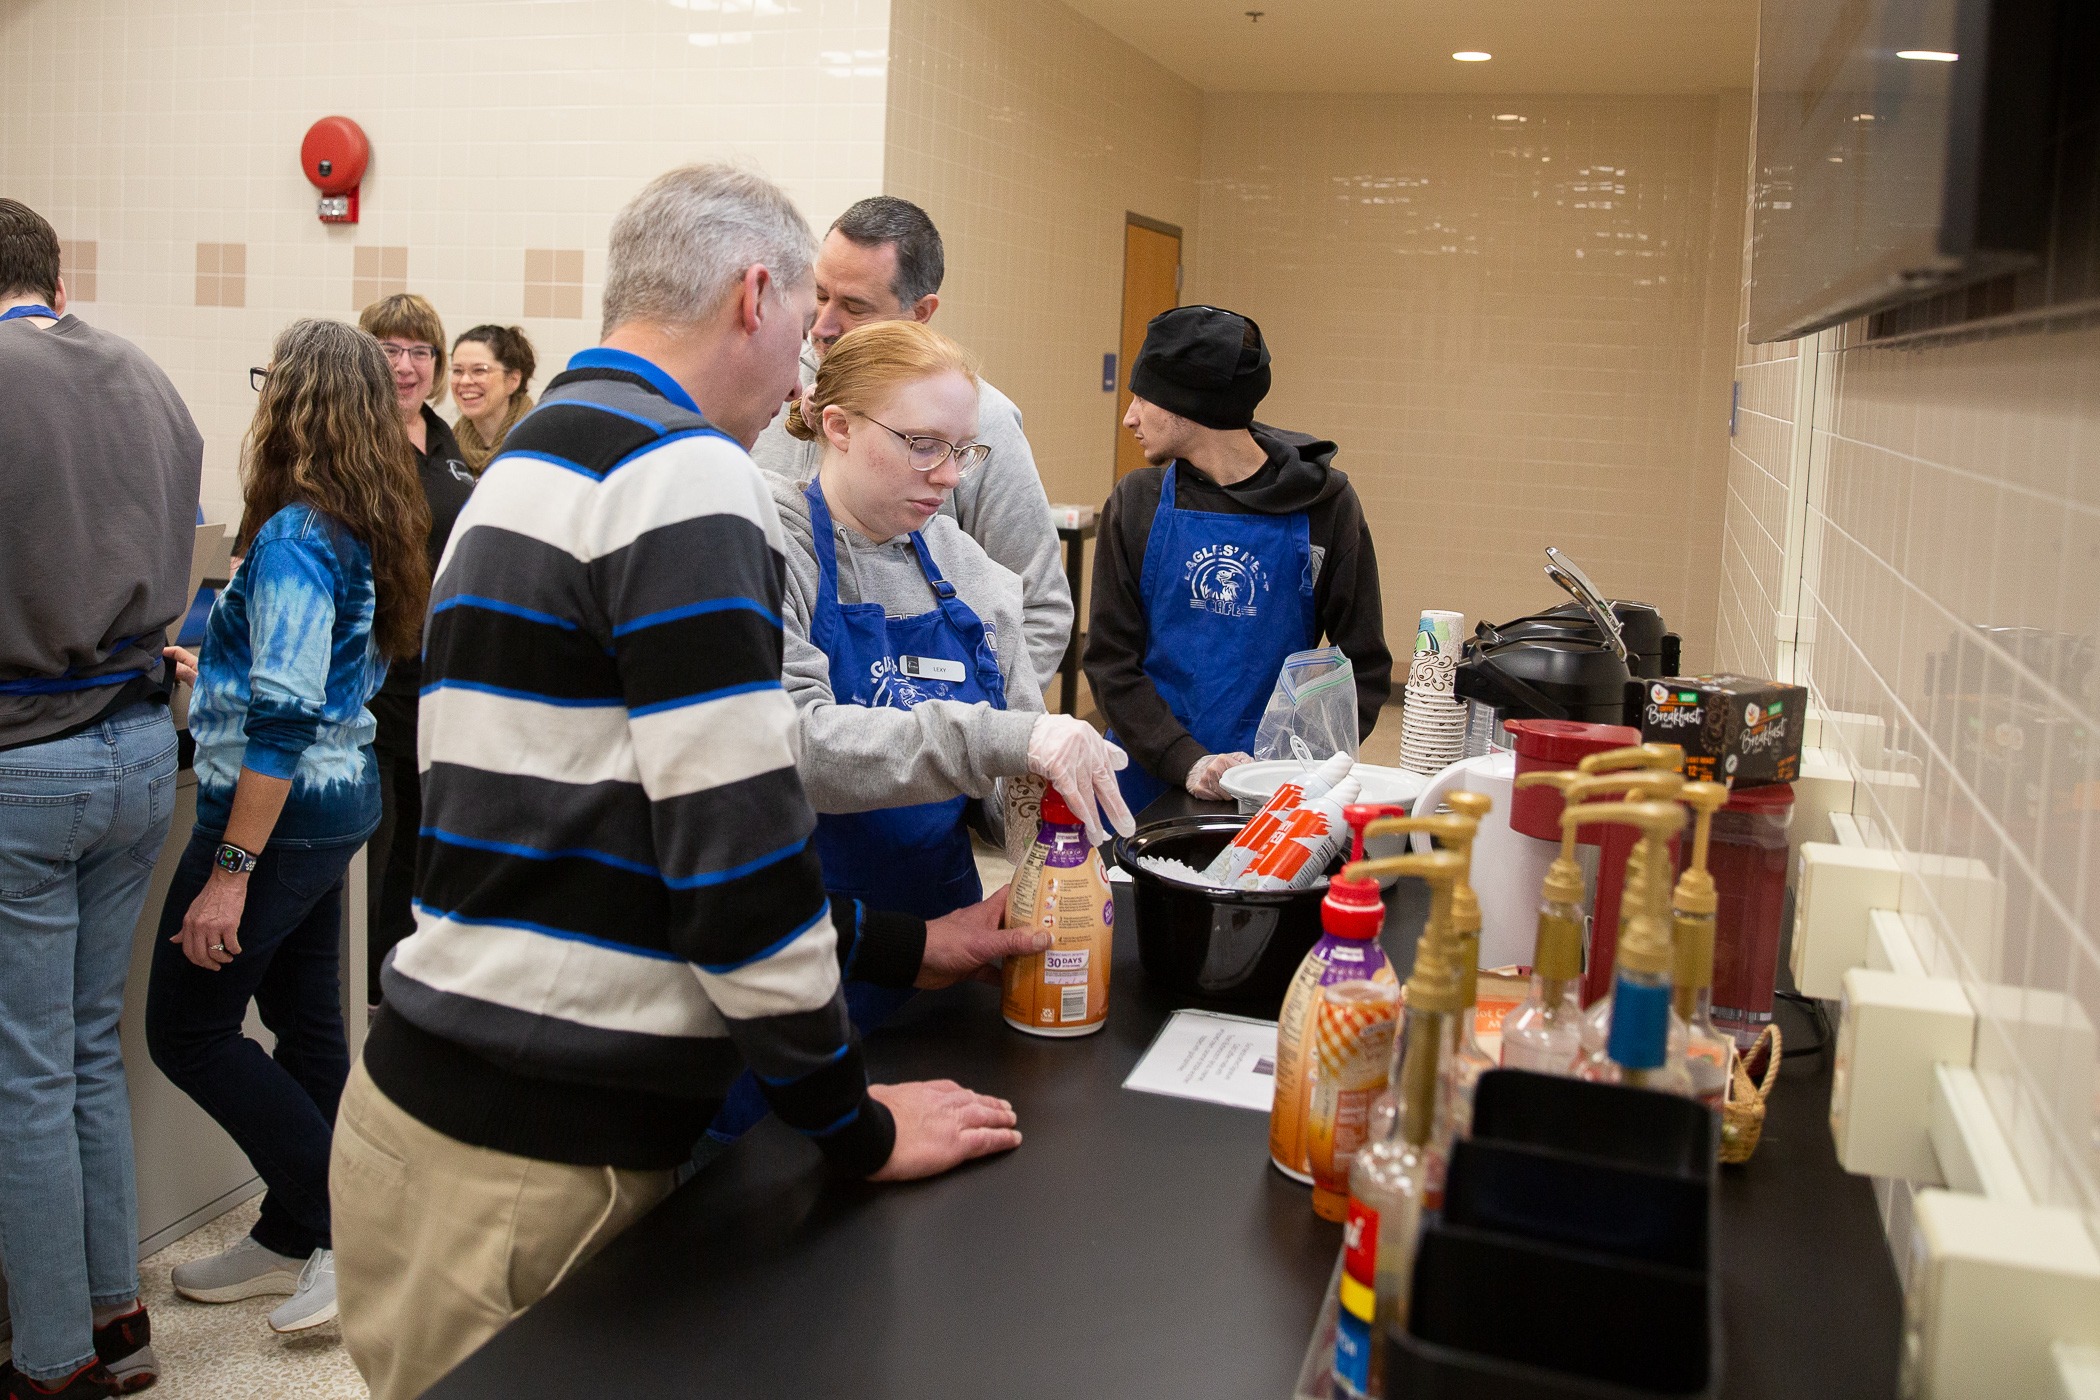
[
  {"left": 1184, "top": 751, "right": 1253, "bottom": 800},
  {"left": 914, "top": 883, "right": 1049, "bottom": 990},
  {"left": 866, "top": 1080, "right": 1021, "bottom": 1181}
]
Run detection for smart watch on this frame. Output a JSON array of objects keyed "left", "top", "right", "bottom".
[{"left": 214, "top": 842, "right": 259, "bottom": 876}]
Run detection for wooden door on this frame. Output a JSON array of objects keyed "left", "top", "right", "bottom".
[{"left": 1116, "top": 217, "right": 1182, "bottom": 483}]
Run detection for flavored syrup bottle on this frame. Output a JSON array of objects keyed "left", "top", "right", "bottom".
[
  {"left": 1671, "top": 781, "right": 1736, "bottom": 1111},
  {"left": 1329, "top": 850, "right": 1465, "bottom": 1400},
  {"left": 1440, "top": 792, "right": 1498, "bottom": 1140},
  {"left": 1502, "top": 771, "right": 1591, "bottom": 1074},
  {"left": 1565, "top": 800, "right": 1693, "bottom": 1095},
  {"left": 1567, "top": 768, "right": 1687, "bottom": 1066},
  {"left": 1001, "top": 789, "right": 1113, "bottom": 1037}
]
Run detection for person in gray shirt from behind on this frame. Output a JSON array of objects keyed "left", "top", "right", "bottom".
[
  {"left": 748, "top": 196, "right": 1072, "bottom": 697},
  {"left": 0, "top": 198, "right": 201, "bottom": 1397}
]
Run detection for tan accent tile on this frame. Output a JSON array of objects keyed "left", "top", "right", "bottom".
[
  {"left": 522, "top": 283, "right": 551, "bottom": 319},
  {"left": 546, "top": 283, "right": 583, "bottom": 319}
]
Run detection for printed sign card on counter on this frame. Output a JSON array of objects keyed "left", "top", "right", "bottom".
[{"left": 1122, "top": 1009, "right": 1280, "bottom": 1112}]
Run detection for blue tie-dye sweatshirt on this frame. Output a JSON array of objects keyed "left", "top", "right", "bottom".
[{"left": 190, "top": 503, "right": 387, "bottom": 845}]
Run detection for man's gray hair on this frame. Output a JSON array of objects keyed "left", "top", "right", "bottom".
[{"left": 601, "top": 164, "right": 816, "bottom": 336}]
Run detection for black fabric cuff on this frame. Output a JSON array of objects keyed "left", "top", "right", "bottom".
[
  {"left": 845, "top": 903, "right": 928, "bottom": 990},
  {"left": 813, "top": 1092, "right": 896, "bottom": 1178},
  {"left": 1161, "top": 735, "right": 1210, "bottom": 788}
]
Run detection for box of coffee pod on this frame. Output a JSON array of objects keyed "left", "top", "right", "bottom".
[{"left": 1628, "top": 674, "right": 1807, "bottom": 787}]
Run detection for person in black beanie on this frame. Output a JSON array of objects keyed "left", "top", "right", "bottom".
[{"left": 1084, "top": 306, "right": 1392, "bottom": 809}]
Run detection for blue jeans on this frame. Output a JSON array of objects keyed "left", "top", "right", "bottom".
[
  {"left": 146, "top": 825, "right": 365, "bottom": 1261},
  {"left": 0, "top": 703, "right": 177, "bottom": 1383}
]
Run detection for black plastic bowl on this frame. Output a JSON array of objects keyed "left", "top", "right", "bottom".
[{"left": 1115, "top": 814, "right": 1333, "bottom": 1014}]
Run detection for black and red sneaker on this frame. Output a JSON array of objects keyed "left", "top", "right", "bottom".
[
  {"left": 0, "top": 1357, "right": 119, "bottom": 1399},
  {"left": 91, "top": 1308, "right": 156, "bottom": 1394}
]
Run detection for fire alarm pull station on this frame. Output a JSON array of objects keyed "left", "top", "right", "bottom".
[{"left": 300, "top": 116, "right": 369, "bottom": 224}]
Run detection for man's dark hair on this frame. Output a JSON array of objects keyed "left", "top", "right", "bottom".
[
  {"left": 0, "top": 199, "right": 62, "bottom": 305},
  {"left": 830, "top": 196, "right": 945, "bottom": 308}
]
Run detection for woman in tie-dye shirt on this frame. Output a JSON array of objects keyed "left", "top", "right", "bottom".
[{"left": 145, "top": 318, "right": 429, "bottom": 1340}]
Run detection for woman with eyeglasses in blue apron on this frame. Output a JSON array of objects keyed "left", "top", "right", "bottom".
[
  {"left": 1086, "top": 306, "right": 1394, "bottom": 814},
  {"left": 706, "top": 321, "right": 1133, "bottom": 1146}
]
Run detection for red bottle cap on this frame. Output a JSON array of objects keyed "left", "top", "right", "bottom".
[
  {"left": 1040, "top": 788, "right": 1079, "bottom": 826},
  {"left": 1322, "top": 871, "right": 1385, "bottom": 940}
]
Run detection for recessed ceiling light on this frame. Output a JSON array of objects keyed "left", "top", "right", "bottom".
[
  {"left": 1452, "top": 50, "right": 1492, "bottom": 62},
  {"left": 1896, "top": 49, "right": 1958, "bottom": 61},
  {"left": 1851, "top": 112, "right": 1877, "bottom": 121},
  {"left": 1493, "top": 113, "right": 1525, "bottom": 122}
]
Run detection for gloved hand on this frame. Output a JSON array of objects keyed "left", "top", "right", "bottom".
[
  {"left": 1184, "top": 751, "right": 1254, "bottom": 800},
  {"left": 1027, "top": 714, "right": 1137, "bottom": 847}
]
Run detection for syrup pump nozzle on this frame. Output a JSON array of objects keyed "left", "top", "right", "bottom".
[
  {"left": 1342, "top": 803, "right": 1414, "bottom": 864},
  {"left": 1575, "top": 742, "right": 1685, "bottom": 777},
  {"left": 1555, "top": 800, "right": 1685, "bottom": 978},
  {"left": 1670, "top": 782, "right": 1729, "bottom": 1017}
]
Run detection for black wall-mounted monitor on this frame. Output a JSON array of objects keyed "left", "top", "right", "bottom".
[{"left": 1747, "top": 0, "right": 2059, "bottom": 343}]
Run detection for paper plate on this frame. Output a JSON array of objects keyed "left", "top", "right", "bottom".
[{"left": 1221, "top": 760, "right": 1430, "bottom": 816}]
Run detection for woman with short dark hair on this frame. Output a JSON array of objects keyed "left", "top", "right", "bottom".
[
  {"left": 147, "top": 317, "right": 430, "bottom": 1339},
  {"left": 448, "top": 323, "right": 536, "bottom": 473},
  {"left": 354, "top": 294, "right": 475, "bottom": 997}
]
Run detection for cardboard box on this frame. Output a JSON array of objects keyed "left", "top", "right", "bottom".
[{"left": 1631, "top": 675, "right": 1807, "bottom": 787}]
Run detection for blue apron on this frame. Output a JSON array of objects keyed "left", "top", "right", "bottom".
[
  {"left": 1110, "top": 463, "right": 1318, "bottom": 813},
  {"left": 706, "top": 476, "right": 1010, "bottom": 1146}
]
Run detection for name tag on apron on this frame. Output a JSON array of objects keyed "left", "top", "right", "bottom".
[{"left": 899, "top": 654, "right": 966, "bottom": 683}]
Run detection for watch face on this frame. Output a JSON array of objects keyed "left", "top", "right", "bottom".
[{"left": 216, "top": 845, "right": 251, "bottom": 874}]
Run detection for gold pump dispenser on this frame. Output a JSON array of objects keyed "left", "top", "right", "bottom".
[
  {"left": 1332, "top": 850, "right": 1465, "bottom": 1398},
  {"left": 1558, "top": 799, "right": 1692, "bottom": 1094},
  {"left": 1670, "top": 780, "right": 1734, "bottom": 1108},
  {"left": 1502, "top": 771, "right": 1592, "bottom": 1073}
]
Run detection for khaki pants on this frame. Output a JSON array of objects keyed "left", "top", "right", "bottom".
[{"left": 329, "top": 1061, "right": 677, "bottom": 1400}]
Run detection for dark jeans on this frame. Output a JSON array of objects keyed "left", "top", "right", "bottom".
[
  {"left": 146, "top": 829, "right": 361, "bottom": 1258},
  {"left": 365, "top": 686, "right": 420, "bottom": 994}
]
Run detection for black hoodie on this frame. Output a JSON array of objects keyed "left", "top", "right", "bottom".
[{"left": 1085, "top": 424, "right": 1393, "bottom": 790}]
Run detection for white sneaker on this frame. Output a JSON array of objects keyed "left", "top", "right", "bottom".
[
  {"left": 267, "top": 1249, "right": 337, "bottom": 1333},
  {"left": 170, "top": 1236, "right": 305, "bottom": 1303}
]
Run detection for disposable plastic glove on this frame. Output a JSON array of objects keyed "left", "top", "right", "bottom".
[
  {"left": 1184, "top": 751, "right": 1254, "bottom": 801},
  {"left": 1026, "top": 714, "right": 1137, "bottom": 847}
]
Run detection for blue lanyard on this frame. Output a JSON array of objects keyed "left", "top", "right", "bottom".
[{"left": 0, "top": 304, "right": 60, "bottom": 323}]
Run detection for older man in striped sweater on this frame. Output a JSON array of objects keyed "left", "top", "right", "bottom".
[{"left": 328, "top": 166, "right": 1028, "bottom": 1400}]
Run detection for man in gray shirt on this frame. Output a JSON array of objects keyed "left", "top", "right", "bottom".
[
  {"left": 748, "top": 197, "right": 1072, "bottom": 696},
  {"left": 0, "top": 199, "right": 201, "bottom": 1399}
]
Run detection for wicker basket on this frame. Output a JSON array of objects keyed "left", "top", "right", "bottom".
[{"left": 1719, "top": 1023, "right": 1782, "bottom": 1164}]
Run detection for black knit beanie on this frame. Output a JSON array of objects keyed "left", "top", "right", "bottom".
[{"left": 1128, "top": 305, "right": 1270, "bottom": 430}]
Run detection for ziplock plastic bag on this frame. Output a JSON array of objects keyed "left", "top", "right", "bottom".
[{"left": 1252, "top": 646, "right": 1359, "bottom": 764}]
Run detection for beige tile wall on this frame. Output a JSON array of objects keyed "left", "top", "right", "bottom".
[
  {"left": 1719, "top": 300, "right": 2100, "bottom": 1263},
  {"left": 1186, "top": 93, "right": 1751, "bottom": 670},
  {"left": 884, "top": 0, "right": 1203, "bottom": 515},
  {"left": 0, "top": 0, "right": 890, "bottom": 525}
]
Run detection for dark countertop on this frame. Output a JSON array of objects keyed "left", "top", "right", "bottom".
[{"left": 427, "top": 795, "right": 1903, "bottom": 1400}]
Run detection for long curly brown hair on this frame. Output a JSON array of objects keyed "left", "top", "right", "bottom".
[{"left": 238, "top": 319, "right": 432, "bottom": 662}]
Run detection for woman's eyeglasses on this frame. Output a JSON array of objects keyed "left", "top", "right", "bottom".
[
  {"left": 450, "top": 363, "right": 504, "bottom": 382},
  {"left": 249, "top": 366, "right": 268, "bottom": 392},
  {"left": 379, "top": 343, "right": 437, "bottom": 365},
  {"left": 863, "top": 415, "right": 991, "bottom": 476}
]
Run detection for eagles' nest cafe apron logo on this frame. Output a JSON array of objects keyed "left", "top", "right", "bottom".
[{"left": 1183, "top": 543, "right": 1267, "bottom": 618}]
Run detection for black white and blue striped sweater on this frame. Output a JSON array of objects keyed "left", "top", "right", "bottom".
[{"left": 366, "top": 347, "right": 917, "bottom": 1175}]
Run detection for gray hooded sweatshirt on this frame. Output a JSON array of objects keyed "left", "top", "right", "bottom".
[
  {"left": 751, "top": 355, "right": 1072, "bottom": 695},
  {"left": 772, "top": 473, "right": 1042, "bottom": 818}
]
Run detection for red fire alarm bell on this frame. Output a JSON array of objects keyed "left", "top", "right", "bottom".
[{"left": 300, "top": 117, "right": 369, "bottom": 224}]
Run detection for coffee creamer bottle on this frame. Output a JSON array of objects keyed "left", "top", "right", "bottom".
[
  {"left": 1267, "top": 852, "right": 1395, "bottom": 1183},
  {"left": 1002, "top": 789, "right": 1113, "bottom": 1037}
]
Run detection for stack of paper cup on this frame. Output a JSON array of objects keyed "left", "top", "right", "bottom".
[{"left": 1400, "top": 609, "right": 1467, "bottom": 776}]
